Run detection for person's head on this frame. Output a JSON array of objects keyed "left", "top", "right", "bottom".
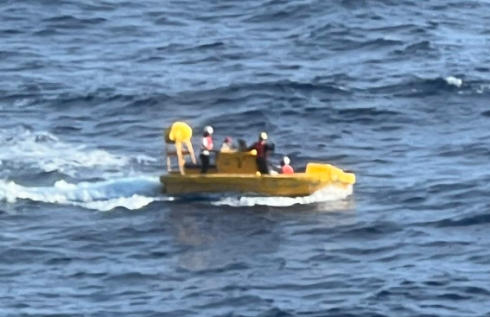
[
  {"left": 224, "top": 136, "right": 232, "bottom": 144},
  {"left": 259, "top": 132, "right": 268, "bottom": 141},
  {"left": 280, "top": 156, "right": 290, "bottom": 166},
  {"left": 204, "top": 126, "right": 214, "bottom": 137}
]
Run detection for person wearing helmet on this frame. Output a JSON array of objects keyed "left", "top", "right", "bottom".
[
  {"left": 200, "top": 126, "right": 214, "bottom": 174},
  {"left": 247, "top": 132, "right": 274, "bottom": 175},
  {"left": 280, "top": 156, "right": 294, "bottom": 174}
]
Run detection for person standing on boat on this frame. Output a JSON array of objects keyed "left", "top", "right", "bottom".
[
  {"left": 248, "top": 132, "right": 274, "bottom": 175},
  {"left": 164, "top": 121, "right": 196, "bottom": 175},
  {"left": 200, "top": 126, "right": 214, "bottom": 174}
]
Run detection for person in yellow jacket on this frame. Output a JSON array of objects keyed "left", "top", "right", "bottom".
[{"left": 164, "top": 122, "right": 196, "bottom": 175}]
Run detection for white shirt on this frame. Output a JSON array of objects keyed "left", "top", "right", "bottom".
[{"left": 201, "top": 137, "right": 212, "bottom": 155}]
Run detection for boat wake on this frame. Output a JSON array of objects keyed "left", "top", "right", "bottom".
[
  {"left": 0, "top": 126, "right": 169, "bottom": 212},
  {"left": 0, "top": 178, "right": 353, "bottom": 211},
  {"left": 0, "top": 126, "right": 136, "bottom": 178},
  {"left": 213, "top": 184, "right": 353, "bottom": 207},
  {"left": 0, "top": 176, "right": 168, "bottom": 212},
  {"left": 0, "top": 126, "right": 354, "bottom": 211}
]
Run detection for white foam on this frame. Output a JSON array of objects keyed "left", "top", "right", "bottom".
[
  {"left": 445, "top": 76, "right": 463, "bottom": 88},
  {"left": 0, "top": 176, "right": 168, "bottom": 211},
  {"left": 213, "top": 184, "right": 353, "bottom": 207},
  {"left": 13, "top": 99, "right": 33, "bottom": 108},
  {"left": 0, "top": 127, "right": 129, "bottom": 176},
  {"left": 75, "top": 195, "right": 170, "bottom": 212},
  {"left": 476, "top": 84, "right": 490, "bottom": 94},
  {"left": 134, "top": 154, "right": 158, "bottom": 163}
]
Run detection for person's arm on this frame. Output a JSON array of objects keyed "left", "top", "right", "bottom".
[
  {"left": 265, "top": 142, "right": 275, "bottom": 152},
  {"left": 271, "top": 164, "right": 282, "bottom": 173}
]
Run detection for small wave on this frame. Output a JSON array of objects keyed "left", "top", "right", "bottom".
[
  {"left": 194, "top": 42, "right": 225, "bottom": 50},
  {"left": 445, "top": 76, "right": 463, "bottom": 88},
  {"left": 366, "top": 76, "right": 468, "bottom": 97},
  {"left": 213, "top": 185, "right": 353, "bottom": 207},
  {"left": 0, "top": 176, "right": 168, "bottom": 211},
  {"left": 183, "top": 80, "right": 351, "bottom": 105},
  {"left": 42, "top": 15, "right": 107, "bottom": 30},
  {"left": 243, "top": 2, "right": 312, "bottom": 23},
  {"left": 154, "top": 17, "right": 188, "bottom": 27},
  {"left": 393, "top": 41, "right": 436, "bottom": 57},
  {"left": 430, "top": 213, "right": 490, "bottom": 228},
  {"left": 43, "top": 15, "right": 107, "bottom": 24}
]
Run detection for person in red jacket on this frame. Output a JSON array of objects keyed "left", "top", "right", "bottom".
[
  {"left": 200, "top": 126, "right": 214, "bottom": 174},
  {"left": 247, "top": 132, "right": 274, "bottom": 175},
  {"left": 280, "top": 156, "right": 294, "bottom": 174}
]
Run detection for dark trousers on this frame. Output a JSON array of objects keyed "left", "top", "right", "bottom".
[
  {"left": 200, "top": 154, "right": 210, "bottom": 174},
  {"left": 256, "top": 157, "right": 269, "bottom": 175}
]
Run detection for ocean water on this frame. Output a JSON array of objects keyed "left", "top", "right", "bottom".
[{"left": 1, "top": 0, "right": 490, "bottom": 316}]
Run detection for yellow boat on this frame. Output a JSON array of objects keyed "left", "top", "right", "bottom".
[{"left": 159, "top": 122, "right": 356, "bottom": 197}]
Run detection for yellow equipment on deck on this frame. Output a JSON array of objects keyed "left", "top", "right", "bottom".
[{"left": 161, "top": 121, "right": 355, "bottom": 197}]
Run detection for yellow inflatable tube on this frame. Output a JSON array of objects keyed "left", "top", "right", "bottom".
[{"left": 306, "top": 163, "right": 356, "bottom": 184}]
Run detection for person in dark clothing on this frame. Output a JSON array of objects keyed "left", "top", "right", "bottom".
[
  {"left": 247, "top": 132, "right": 274, "bottom": 175},
  {"left": 237, "top": 139, "right": 248, "bottom": 152}
]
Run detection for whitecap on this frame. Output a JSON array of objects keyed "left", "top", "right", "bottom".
[{"left": 445, "top": 76, "right": 463, "bottom": 88}]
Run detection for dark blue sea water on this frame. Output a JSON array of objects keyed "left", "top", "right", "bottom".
[{"left": 1, "top": 0, "right": 490, "bottom": 316}]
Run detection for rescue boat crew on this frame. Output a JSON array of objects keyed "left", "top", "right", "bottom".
[
  {"left": 248, "top": 132, "right": 273, "bottom": 175},
  {"left": 280, "top": 156, "right": 294, "bottom": 174},
  {"left": 200, "top": 126, "right": 214, "bottom": 174},
  {"left": 221, "top": 136, "right": 234, "bottom": 152}
]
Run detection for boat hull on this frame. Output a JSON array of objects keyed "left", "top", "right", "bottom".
[{"left": 160, "top": 173, "right": 350, "bottom": 197}]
